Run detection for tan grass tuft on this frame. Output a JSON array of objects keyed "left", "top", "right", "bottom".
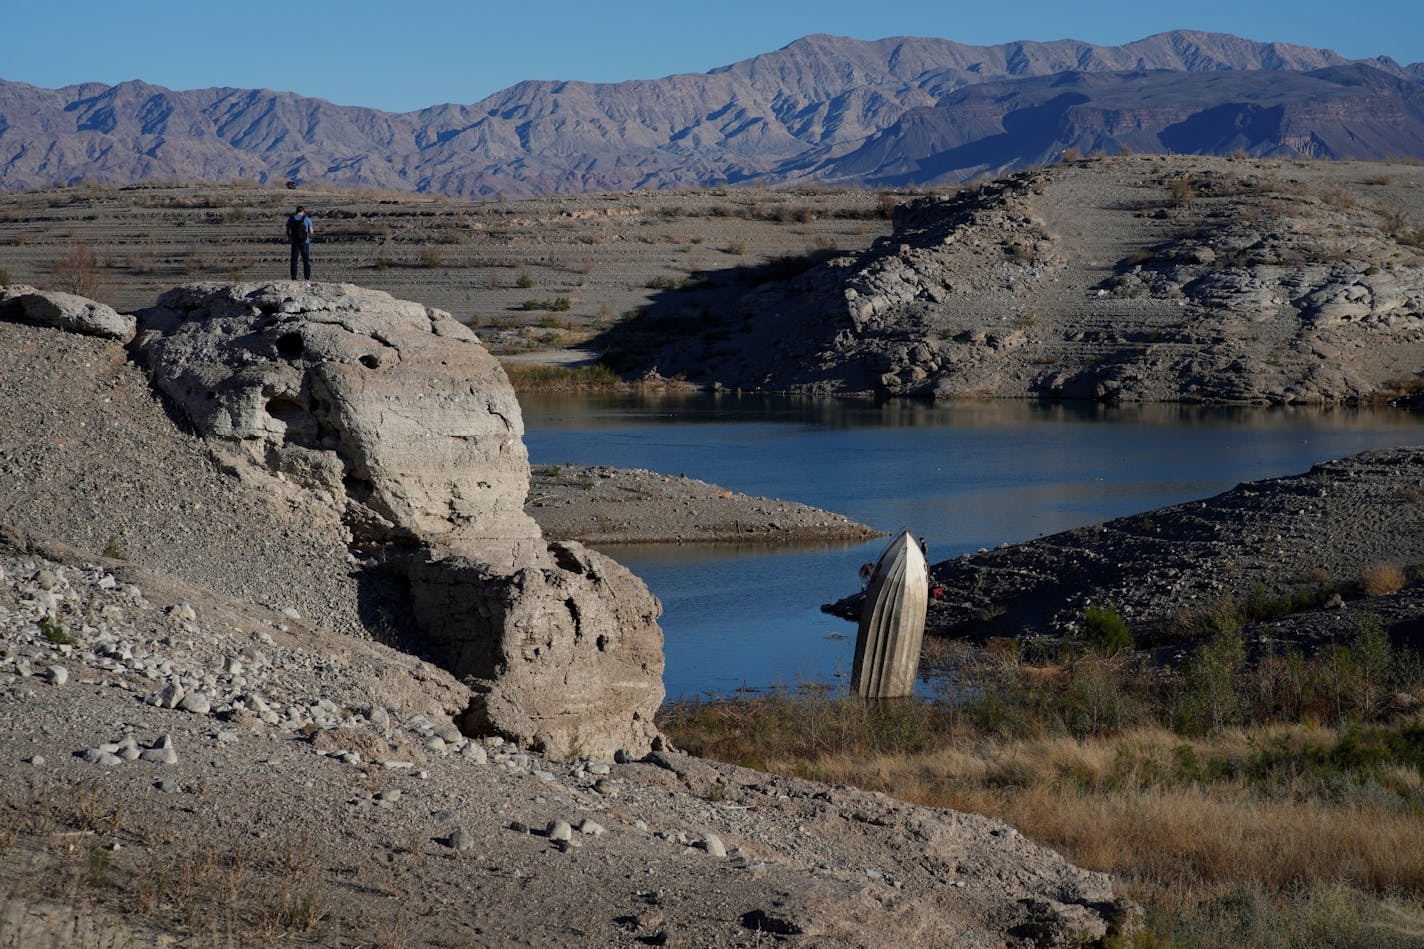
[{"left": 1360, "top": 562, "right": 1406, "bottom": 596}]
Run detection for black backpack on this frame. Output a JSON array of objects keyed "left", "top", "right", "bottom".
[{"left": 286, "top": 215, "right": 308, "bottom": 244}]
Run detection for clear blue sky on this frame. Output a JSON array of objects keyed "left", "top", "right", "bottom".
[{"left": 7, "top": 0, "right": 1422, "bottom": 112}]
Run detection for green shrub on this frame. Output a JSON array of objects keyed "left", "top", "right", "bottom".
[
  {"left": 39, "top": 616, "right": 75, "bottom": 646},
  {"left": 1177, "top": 624, "right": 1246, "bottom": 733},
  {"left": 515, "top": 271, "right": 534, "bottom": 289},
  {"left": 1082, "top": 603, "right": 1133, "bottom": 654}
]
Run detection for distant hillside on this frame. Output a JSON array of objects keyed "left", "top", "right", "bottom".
[
  {"left": 814, "top": 64, "right": 1424, "bottom": 185},
  {"left": 1, "top": 30, "right": 1421, "bottom": 197}
]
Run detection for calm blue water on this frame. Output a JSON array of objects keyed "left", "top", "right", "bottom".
[{"left": 519, "top": 394, "right": 1424, "bottom": 699}]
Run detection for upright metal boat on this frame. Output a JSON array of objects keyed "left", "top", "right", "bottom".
[{"left": 851, "top": 529, "right": 928, "bottom": 698}]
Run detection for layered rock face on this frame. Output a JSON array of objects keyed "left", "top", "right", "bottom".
[{"left": 132, "top": 282, "right": 664, "bottom": 757}]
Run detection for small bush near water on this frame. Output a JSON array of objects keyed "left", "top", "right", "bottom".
[{"left": 662, "top": 618, "right": 1424, "bottom": 946}]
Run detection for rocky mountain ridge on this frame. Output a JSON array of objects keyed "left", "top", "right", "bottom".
[{"left": 2, "top": 30, "right": 1421, "bottom": 196}]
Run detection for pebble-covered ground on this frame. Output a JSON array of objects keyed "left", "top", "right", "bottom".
[
  {"left": 825, "top": 447, "right": 1424, "bottom": 650},
  {"left": 0, "top": 532, "right": 1127, "bottom": 947}
]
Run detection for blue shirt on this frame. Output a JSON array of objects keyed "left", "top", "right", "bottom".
[{"left": 287, "top": 214, "right": 313, "bottom": 243}]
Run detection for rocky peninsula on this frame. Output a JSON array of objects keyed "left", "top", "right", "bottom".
[{"left": 824, "top": 447, "right": 1424, "bottom": 655}]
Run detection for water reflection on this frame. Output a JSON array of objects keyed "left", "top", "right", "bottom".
[{"left": 519, "top": 393, "right": 1424, "bottom": 699}]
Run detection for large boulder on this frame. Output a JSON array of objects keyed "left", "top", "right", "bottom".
[
  {"left": 132, "top": 282, "right": 543, "bottom": 562},
  {"left": 0, "top": 285, "right": 135, "bottom": 341},
  {"left": 134, "top": 282, "right": 666, "bottom": 756},
  {"left": 410, "top": 542, "right": 664, "bottom": 758}
]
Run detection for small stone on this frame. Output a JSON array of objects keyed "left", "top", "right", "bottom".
[
  {"left": 156, "top": 778, "right": 182, "bottom": 793},
  {"left": 139, "top": 744, "right": 178, "bottom": 765},
  {"left": 447, "top": 827, "right": 474, "bottom": 851},
  {"left": 533, "top": 769, "right": 555, "bottom": 782},
  {"left": 281, "top": 607, "right": 302, "bottom": 621},
  {"left": 593, "top": 778, "right": 617, "bottom": 797},
  {"left": 28, "top": 755, "right": 45, "bottom": 765},
  {"left": 577, "top": 819, "right": 606, "bottom": 837},
  {"left": 547, "top": 820, "right": 573, "bottom": 842},
  {"left": 700, "top": 834, "right": 727, "bottom": 858},
  {"left": 461, "top": 743, "right": 488, "bottom": 764},
  {"left": 374, "top": 789, "right": 401, "bottom": 803},
  {"left": 46, "top": 665, "right": 68, "bottom": 686},
  {"left": 177, "top": 691, "right": 211, "bottom": 715},
  {"left": 152, "top": 683, "right": 183, "bottom": 708},
  {"left": 80, "top": 748, "right": 122, "bottom": 766}
]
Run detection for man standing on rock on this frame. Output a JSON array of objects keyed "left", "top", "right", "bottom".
[{"left": 285, "top": 206, "right": 314, "bottom": 280}]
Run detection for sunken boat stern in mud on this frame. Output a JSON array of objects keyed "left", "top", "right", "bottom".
[{"left": 852, "top": 530, "right": 928, "bottom": 698}]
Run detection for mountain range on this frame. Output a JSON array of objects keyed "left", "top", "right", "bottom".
[{"left": 2, "top": 30, "right": 1422, "bottom": 197}]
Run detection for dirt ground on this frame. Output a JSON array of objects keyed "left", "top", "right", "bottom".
[{"left": 0, "top": 180, "right": 894, "bottom": 352}]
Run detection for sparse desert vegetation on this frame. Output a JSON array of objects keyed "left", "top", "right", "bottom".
[{"left": 664, "top": 614, "right": 1424, "bottom": 947}]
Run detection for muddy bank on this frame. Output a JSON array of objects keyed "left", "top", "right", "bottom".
[{"left": 527, "top": 464, "right": 882, "bottom": 545}]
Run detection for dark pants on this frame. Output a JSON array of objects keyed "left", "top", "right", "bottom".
[{"left": 290, "top": 241, "right": 311, "bottom": 280}]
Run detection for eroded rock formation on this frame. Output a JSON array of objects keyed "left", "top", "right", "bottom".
[
  {"left": 410, "top": 543, "right": 664, "bottom": 757},
  {"left": 132, "top": 282, "right": 542, "bottom": 561},
  {"left": 132, "top": 282, "right": 664, "bottom": 757}
]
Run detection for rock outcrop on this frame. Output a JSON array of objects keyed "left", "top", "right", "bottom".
[
  {"left": 0, "top": 285, "right": 135, "bottom": 341},
  {"left": 601, "top": 155, "right": 1424, "bottom": 404},
  {"left": 132, "top": 282, "right": 664, "bottom": 757},
  {"left": 132, "top": 282, "right": 542, "bottom": 562},
  {"left": 410, "top": 543, "right": 664, "bottom": 757}
]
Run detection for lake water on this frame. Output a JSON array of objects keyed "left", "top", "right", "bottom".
[{"left": 519, "top": 393, "right": 1424, "bottom": 699}]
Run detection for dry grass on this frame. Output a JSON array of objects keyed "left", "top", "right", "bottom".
[
  {"left": 663, "top": 634, "right": 1424, "bottom": 946},
  {"left": 498, "top": 360, "right": 625, "bottom": 392},
  {"left": 1360, "top": 562, "right": 1407, "bottom": 596},
  {"left": 48, "top": 242, "right": 110, "bottom": 300}
]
